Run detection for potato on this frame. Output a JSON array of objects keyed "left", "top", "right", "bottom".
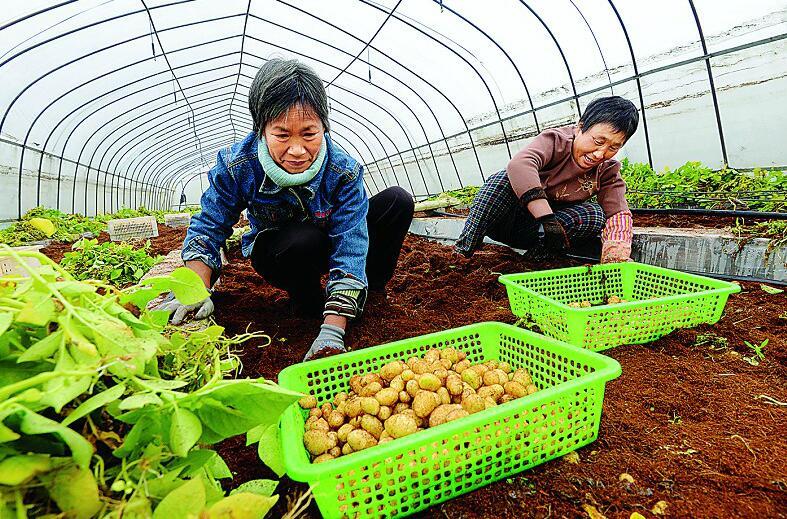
[
  {"left": 342, "top": 443, "right": 354, "bottom": 455},
  {"left": 345, "top": 398, "right": 363, "bottom": 418},
  {"left": 504, "top": 381, "right": 527, "bottom": 398},
  {"left": 337, "top": 423, "right": 355, "bottom": 443},
  {"left": 412, "top": 391, "right": 440, "bottom": 418},
  {"left": 500, "top": 394, "right": 515, "bottom": 404},
  {"left": 327, "top": 410, "right": 346, "bottom": 429},
  {"left": 320, "top": 403, "right": 334, "bottom": 417},
  {"left": 478, "top": 384, "right": 504, "bottom": 402},
  {"left": 394, "top": 402, "right": 410, "bottom": 414},
  {"left": 453, "top": 359, "right": 471, "bottom": 373},
  {"left": 526, "top": 384, "right": 539, "bottom": 395},
  {"left": 469, "top": 364, "right": 488, "bottom": 376},
  {"left": 411, "top": 360, "right": 430, "bottom": 375},
  {"left": 429, "top": 404, "right": 462, "bottom": 427},
  {"left": 607, "top": 295, "right": 621, "bottom": 305},
  {"left": 437, "top": 387, "right": 451, "bottom": 405},
  {"left": 461, "top": 369, "right": 482, "bottom": 390},
  {"left": 362, "top": 373, "right": 383, "bottom": 387},
  {"left": 483, "top": 397, "right": 497, "bottom": 409},
  {"left": 440, "top": 347, "right": 459, "bottom": 364},
  {"left": 333, "top": 392, "right": 349, "bottom": 405},
  {"left": 384, "top": 414, "right": 418, "bottom": 438},
  {"left": 306, "top": 417, "right": 330, "bottom": 432},
  {"left": 482, "top": 370, "right": 503, "bottom": 387},
  {"left": 308, "top": 408, "right": 322, "bottom": 419},
  {"left": 347, "top": 429, "right": 377, "bottom": 451},
  {"left": 406, "top": 357, "right": 418, "bottom": 368},
  {"left": 378, "top": 436, "right": 394, "bottom": 445},
  {"left": 361, "top": 414, "right": 384, "bottom": 439},
  {"left": 304, "top": 429, "right": 336, "bottom": 456},
  {"left": 329, "top": 446, "right": 342, "bottom": 458},
  {"left": 568, "top": 302, "right": 581, "bottom": 308},
  {"left": 457, "top": 350, "right": 467, "bottom": 361},
  {"left": 401, "top": 369, "right": 415, "bottom": 382},
  {"left": 439, "top": 358, "right": 453, "bottom": 370},
  {"left": 348, "top": 416, "right": 361, "bottom": 428},
  {"left": 424, "top": 348, "right": 440, "bottom": 364},
  {"left": 313, "top": 453, "right": 335, "bottom": 463},
  {"left": 378, "top": 405, "right": 392, "bottom": 421},
  {"left": 445, "top": 409, "right": 470, "bottom": 423},
  {"left": 380, "top": 361, "right": 404, "bottom": 381},
  {"left": 398, "top": 391, "right": 411, "bottom": 404},
  {"left": 484, "top": 360, "right": 499, "bottom": 370},
  {"left": 511, "top": 369, "right": 533, "bottom": 386},
  {"left": 461, "top": 394, "right": 485, "bottom": 414},
  {"left": 389, "top": 376, "right": 405, "bottom": 393},
  {"left": 406, "top": 379, "right": 420, "bottom": 398},
  {"left": 418, "top": 373, "right": 441, "bottom": 392},
  {"left": 360, "top": 382, "right": 383, "bottom": 397},
  {"left": 360, "top": 397, "right": 381, "bottom": 416},
  {"left": 498, "top": 362, "right": 512, "bottom": 374},
  {"left": 580, "top": 300, "right": 592, "bottom": 308},
  {"left": 299, "top": 395, "right": 317, "bottom": 409},
  {"left": 375, "top": 387, "right": 399, "bottom": 407},
  {"left": 433, "top": 368, "right": 449, "bottom": 383},
  {"left": 446, "top": 375, "right": 463, "bottom": 396}
]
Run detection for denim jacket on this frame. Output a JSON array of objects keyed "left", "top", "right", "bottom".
[{"left": 182, "top": 131, "right": 369, "bottom": 291}]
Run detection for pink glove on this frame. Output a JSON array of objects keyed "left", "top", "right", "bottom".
[{"left": 601, "top": 240, "right": 631, "bottom": 263}]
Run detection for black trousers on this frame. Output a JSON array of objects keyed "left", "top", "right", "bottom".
[{"left": 250, "top": 186, "right": 414, "bottom": 314}]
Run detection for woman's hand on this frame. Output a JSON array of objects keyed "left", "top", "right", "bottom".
[
  {"left": 600, "top": 240, "right": 631, "bottom": 263},
  {"left": 303, "top": 324, "right": 346, "bottom": 362},
  {"left": 155, "top": 292, "right": 214, "bottom": 324}
]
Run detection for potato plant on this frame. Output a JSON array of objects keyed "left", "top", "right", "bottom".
[{"left": 300, "top": 348, "right": 538, "bottom": 463}]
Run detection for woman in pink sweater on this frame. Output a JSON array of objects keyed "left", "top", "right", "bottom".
[{"left": 455, "top": 96, "right": 638, "bottom": 263}]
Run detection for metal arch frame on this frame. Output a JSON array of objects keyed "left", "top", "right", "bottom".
[
  {"left": 687, "top": 0, "right": 728, "bottom": 166},
  {"left": 267, "top": 1, "right": 480, "bottom": 184},
  {"left": 568, "top": 0, "right": 613, "bottom": 93},
  {"left": 606, "top": 0, "right": 654, "bottom": 167},
  {"left": 434, "top": 0, "right": 541, "bottom": 134},
  {"left": 357, "top": 0, "right": 514, "bottom": 162},
  {"left": 33, "top": 48, "right": 240, "bottom": 209},
  {"left": 227, "top": 0, "right": 252, "bottom": 141}
]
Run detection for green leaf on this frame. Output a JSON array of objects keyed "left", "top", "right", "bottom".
[
  {"left": 40, "top": 462, "right": 102, "bottom": 519},
  {"left": 113, "top": 415, "right": 159, "bottom": 459},
  {"left": 0, "top": 421, "right": 21, "bottom": 443},
  {"left": 51, "top": 281, "right": 96, "bottom": 297},
  {"left": 18, "top": 410, "right": 94, "bottom": 469},
  {"left": 0, "top": 454, "right": 51, "bottom": 485},
  {"left": 206, "top": 451, "right": 233, "bottom": 480},
  {"left": 167, "top": 449, "right": 216, "bottom": 478},
  {"left": 147, "top": 309, "right": 171, "bottom": 328},
  {"left": 254, "top": 424, "right": 286, "bottom": 477},
  {"left": 230, "top": 479, "right": 279, "bottom": 498},
  {"left": 120, "top": 287, "right": 165, "bottom": 310},
  {"left": 170, "top": 407, "right": 202, "bottom": 457},
  {"left": 16, "top": 292, "right": 56, "bottom": 326},
  {"left": 153, "top": 477, "right": 206, "bottom": 519},
  {"left": 118, "top": 392, "right": 163, "bottom": 410},
  {"left": 0, "top": 312, "right": 12, "bottom": 336},
  {"left": 62, "top": 383, "right": 126, "bottom": 426},
  {"left": 207, "top": 492, "right": 278, "bottom": 519},
  {"left": 143, "top": 267, "right": 209, "bottom": 306},
  {"left": 110, "top": 269, "right": 121, "bottom": 280},
  {"left": 17, "top": 329, "right": 64, "bottom": 363},
  {"left": 28, "top": 217, "right": 56, "bottom": 237},
  {"left": 39, "top": 348, "right": 93, "bottom": 412},
  {"left": 760, "top": 284, "right": 784, "bottom": 295},
  {"left": 135, "top": 378, "right": 187, "bottom": 391}
]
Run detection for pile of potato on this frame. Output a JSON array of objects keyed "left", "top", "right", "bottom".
[
  {"left": 299, "top": 347, "right": 538, "bottom": 463},
  {"left": 568, "top": 295, "right": 628, "bottom": 308}
]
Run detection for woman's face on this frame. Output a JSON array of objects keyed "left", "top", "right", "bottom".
[
  {"left": 263, "top": 104, "right": 324, "bottom": 173},
  {"left": 572, "top": 123, "right": 626, "bottom": 170}
]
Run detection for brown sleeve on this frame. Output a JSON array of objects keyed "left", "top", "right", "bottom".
[
  {"left": 505, "top": 130, "right": 558, "bottom": 198},
  {"left": 596, "top": 161, "right": 630, "bottom": 217}
]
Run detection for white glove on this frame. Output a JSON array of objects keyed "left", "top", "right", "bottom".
[{"left": 155, "top": 291, "right": 214, "bottom": 325}]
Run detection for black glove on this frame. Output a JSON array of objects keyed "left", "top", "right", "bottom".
[{"left": 537, "top": 214, "right": 569, "bottom": 253}]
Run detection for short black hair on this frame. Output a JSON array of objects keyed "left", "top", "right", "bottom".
[
  {"left": 578, "top": 96, "right": 639, "bottom": 141},
  {"left": 248, "top": 58, "right": 330, "bottom": 136}
]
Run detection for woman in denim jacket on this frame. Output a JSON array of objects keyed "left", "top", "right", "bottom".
[{"left": 161, "top": 59, "right": 414, "bottom": 361}]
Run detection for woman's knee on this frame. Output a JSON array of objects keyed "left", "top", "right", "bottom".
[{"left": 369, "top": 186, "right": 414, "bottom": 224}]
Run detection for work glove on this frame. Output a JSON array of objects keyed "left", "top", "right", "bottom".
[
  {"left": 600, "top": 240, "right": 632, "bottom": 264},
  {"left": 537, "top": 214, "right": 570, "bottom": 253},
  {"left": 303, "top": 324, "right": 346, "bottom": 362},
  {"left": 155, "top": 291, "right": 214, "bottom": 325}
]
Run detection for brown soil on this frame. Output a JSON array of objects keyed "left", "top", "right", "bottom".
[
  {"left": 206, "top": 235, "right": 786, "bottom": 519},
  {"left": 39, "top": 224, "right": 187, "bottom": 263}
]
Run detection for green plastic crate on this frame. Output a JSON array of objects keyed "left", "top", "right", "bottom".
[
  {"left": 499, "top": 262, "right": 741, "bottom": 352},
  {"left": 278, "top": 322, "right": 621, "bottom": 519}
]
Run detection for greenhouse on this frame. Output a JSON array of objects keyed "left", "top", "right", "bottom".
[{"left": 0, "top": 1, "right": 785, "bottom": 518}]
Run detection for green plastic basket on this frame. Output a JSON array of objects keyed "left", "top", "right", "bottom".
[
  {"left": 499, "top": 262, "right": 741, "bottom": 352},
  {"left": 278, "top": 322, "right": 621, "bottom": 519}
]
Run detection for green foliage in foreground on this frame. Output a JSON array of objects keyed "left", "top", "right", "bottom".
[
  {"left": 60, "top": 238, "right": 161, "bottom": 287},
  {"left": 0, "top": 247, "right": 300, "bottom": 518}
]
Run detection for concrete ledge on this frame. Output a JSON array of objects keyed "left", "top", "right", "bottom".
[{"left": 409, "top": 217, "right": 787, "bottom": 282}]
